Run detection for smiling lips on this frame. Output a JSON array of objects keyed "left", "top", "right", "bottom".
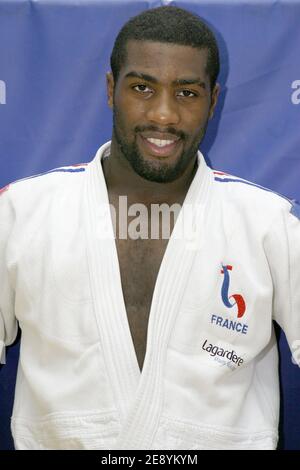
[{"left": 140, "top": 135, "right": 181, "bottom": 157}]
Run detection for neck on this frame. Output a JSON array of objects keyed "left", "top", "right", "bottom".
[{"left": 102, "top": 137, "right": 198, "bottom": 206}]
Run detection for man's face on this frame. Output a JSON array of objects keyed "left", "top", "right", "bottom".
[{"left": 107, "top": 40, "right": 220, "bottom": 183}]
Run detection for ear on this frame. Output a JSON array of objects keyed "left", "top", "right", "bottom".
[
  {"left": 209, "top": 83, "right": 220, "bottom": 120},
  {"left": 106, "top": 72, "right": 114, "bottom": 108}
]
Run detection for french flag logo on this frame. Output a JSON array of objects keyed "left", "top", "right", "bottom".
[{"left": 220, "top": 264, "right": 246, "bottom": 318}]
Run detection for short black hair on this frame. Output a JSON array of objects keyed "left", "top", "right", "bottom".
[{"left": 110, "top": 6, "right": 220, "bottom": 91}]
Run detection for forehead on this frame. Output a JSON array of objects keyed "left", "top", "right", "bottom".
[{"left": 120, "top": 40, "right": 209, "bottom": 82}]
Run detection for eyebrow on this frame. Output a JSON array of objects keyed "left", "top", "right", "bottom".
[{"left": 124, "top": 71, "right": 207, "bottom": 90}]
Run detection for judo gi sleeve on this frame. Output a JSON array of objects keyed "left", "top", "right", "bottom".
[
  {"left": 0, "top": 189, "right": 18, "bottom": 364},
  {"left": 266, "top": 201, "right": 300, "bottom": 367}
]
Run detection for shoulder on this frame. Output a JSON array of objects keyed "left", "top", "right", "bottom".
[
  {"left": 211, "top": 169, "right": 299, "bottom": 223},
  {"left": 0, "top": 162, "right": 89, "bottom": 226},
  {"left": 0, "top": 162, "right": 88, "bottom": 206}
]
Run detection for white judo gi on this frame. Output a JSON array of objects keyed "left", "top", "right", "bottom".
[{"left": 0, "top": 141, "right": 300, "bottom": 450}]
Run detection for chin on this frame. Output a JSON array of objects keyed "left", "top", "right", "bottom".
[{"left": 132, "top": 160, "right": 186, "bottom": 183}]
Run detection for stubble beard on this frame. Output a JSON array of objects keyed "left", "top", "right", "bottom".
[{"left": 112, "top": 110, "right": 208, "bottom": 184}]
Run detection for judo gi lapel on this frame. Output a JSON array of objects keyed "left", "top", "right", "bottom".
[
  {"left": 84, "top": 142, "right": 141, "bottom": 423},
  {"left": 84, "top": 142, "right": 213, "bottom": 448}
]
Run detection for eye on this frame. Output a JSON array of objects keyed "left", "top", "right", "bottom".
[
  {"left": 177, "top": 89, "right": 198, "bottom": 98},
  {"left": 132, "top": 84, "right": 153, "bottom": 94}
]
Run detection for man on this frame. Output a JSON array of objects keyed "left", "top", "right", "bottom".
[{"left": 0, "top": 6, "right": 299, "bottom": 450}]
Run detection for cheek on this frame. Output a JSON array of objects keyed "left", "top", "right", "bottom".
[
  {"left": 181, "top": 105, "right": 210, "bottom": 131},
  {"left": 116, "top": 96, "right": 147, "bottom": 128},
  {"left": 128, "top": 98, "right": 148, "bottom": 119},
  {"left": 184, "top": 118, "right": 208, "bottom": 139}
]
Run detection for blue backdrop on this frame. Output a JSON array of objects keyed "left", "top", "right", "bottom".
[{"left": 0, "top": 0, "right": 299, "bottom": 450}]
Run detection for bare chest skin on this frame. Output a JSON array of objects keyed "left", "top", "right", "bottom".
[
  {"left": 116, "top": 236, "right": 169, "bottom": 372},
  {"left": 108, "top": 194, "right": 178, "bottom": 372}
]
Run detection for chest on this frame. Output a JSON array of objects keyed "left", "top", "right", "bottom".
[
  {"left": 107, "top": 191, "right": 178, "bottom": 371},
  {"left": 115, "top": 236, "right": 168, "bottom": 370}
]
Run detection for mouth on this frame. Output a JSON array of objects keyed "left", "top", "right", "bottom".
[{"left": 139, "top": 134, "right": 182, "bottom": 157}]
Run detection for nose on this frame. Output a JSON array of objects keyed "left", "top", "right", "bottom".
[{"left": 146, "top": 90, "right": 180, "bottom": 126}]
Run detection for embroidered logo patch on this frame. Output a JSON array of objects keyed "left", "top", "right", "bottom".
[
  {"left": 202, "top": 339, "right": 244, "bottom": 369},
  {"left": 210, "top": 264, "right": 249, "bottom": 335},
  {"left": 220, "top": 264, "right": 246, "bottom": 318}
]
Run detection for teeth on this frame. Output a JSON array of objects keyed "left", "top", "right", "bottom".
[{"left": 146, "top": 137, "right": 176, "bottom": 147}]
